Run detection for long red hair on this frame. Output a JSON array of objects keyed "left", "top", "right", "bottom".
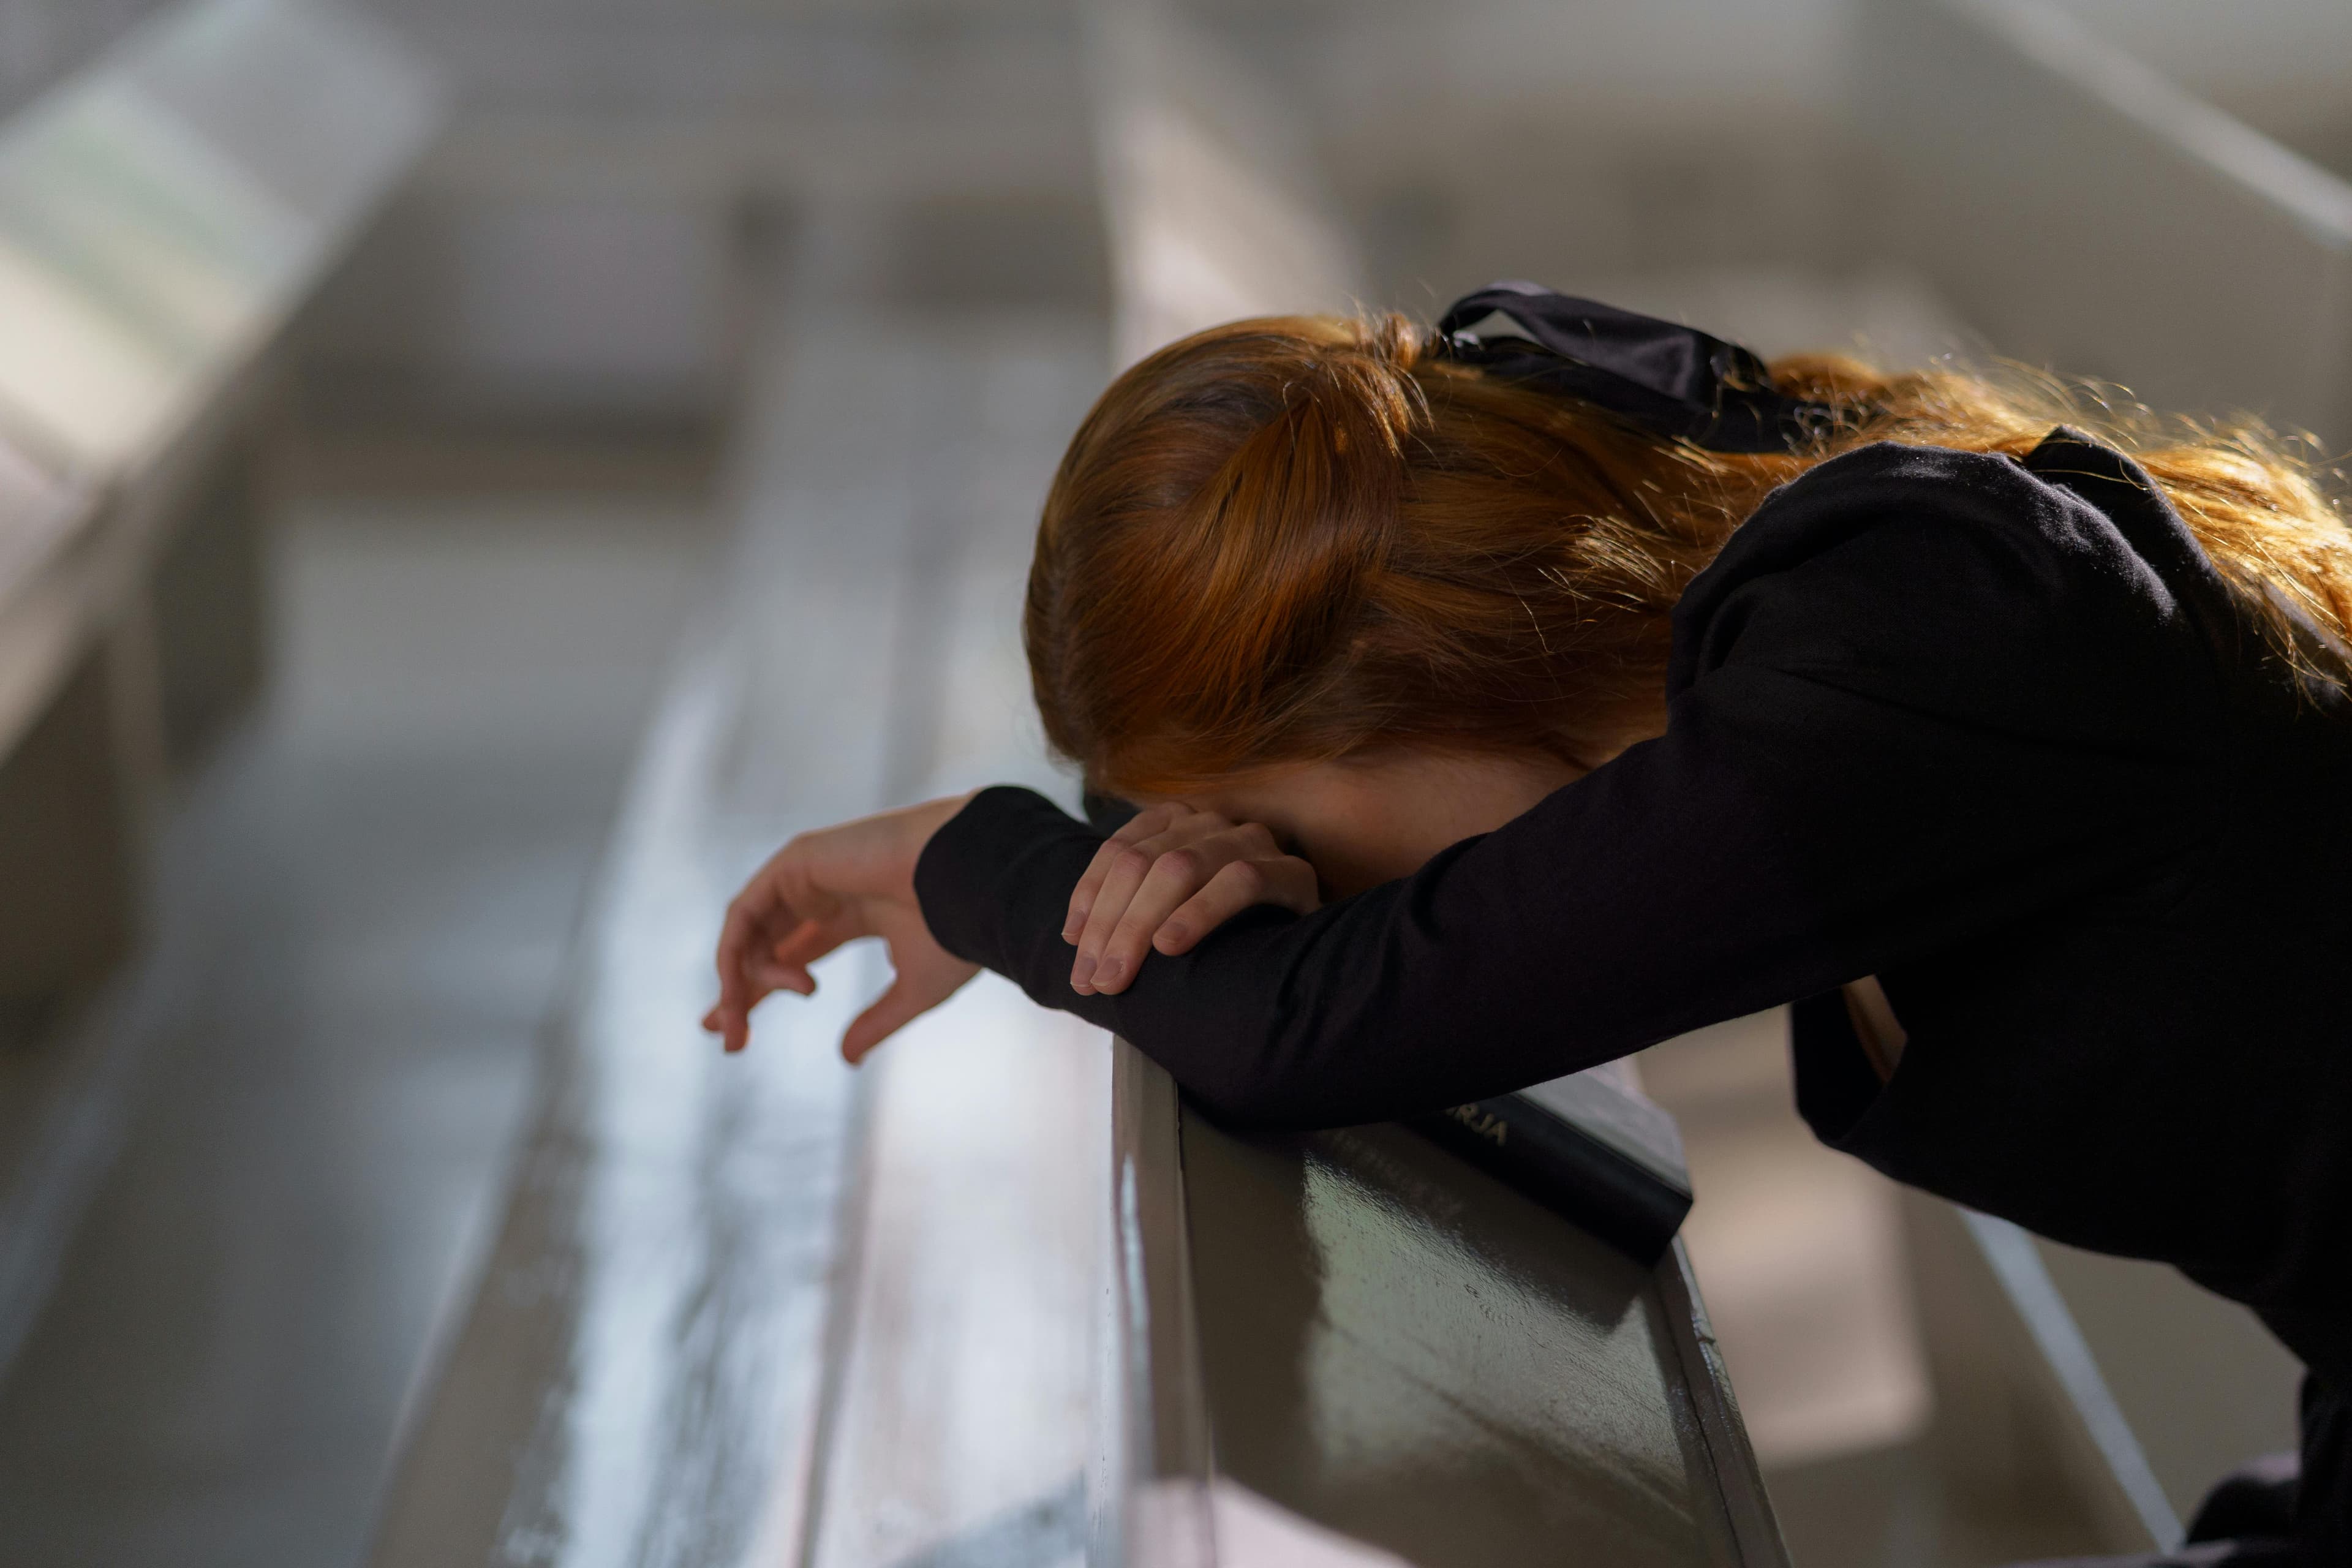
[{"left": 1026, "top": 313, "right": 2352, "bottom": 796}]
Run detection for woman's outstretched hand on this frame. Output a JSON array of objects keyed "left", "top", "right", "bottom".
[
  {"left": 703, "top": 793, "right": 979, "bottom": 1063},
  {"left": 1064, "top": 802, "right": 1319, "bottom": 996}
]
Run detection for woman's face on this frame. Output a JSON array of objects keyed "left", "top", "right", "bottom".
[{"left": 1160, "top": 748, "right": 1588, "bottom": 900}]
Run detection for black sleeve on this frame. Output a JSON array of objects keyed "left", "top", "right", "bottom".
[{"left": 914, "top": 441, "right": 2223, "bottom": 1128}]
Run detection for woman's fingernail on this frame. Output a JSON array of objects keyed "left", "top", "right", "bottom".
[
  {"left": 1071, "top": 953, "right": 1097, "bottom": 990},
  {"left": 1098, "top": 956, "right": 1126, "bottom": 987},
  {"left": 1155, "top": 924, "right": 1186, "bottom": 952},
  {"left": 1063, "top": 908, "right": 1087, "bottom": 941}
]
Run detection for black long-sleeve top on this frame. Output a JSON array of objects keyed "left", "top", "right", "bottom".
[{"left": 914, "top": 429, "right": 2352, "bottom": 1387}]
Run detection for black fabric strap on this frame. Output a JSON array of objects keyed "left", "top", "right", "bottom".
[{"left": 1431, "top": 281, "right": 1839, "bottom": 454}]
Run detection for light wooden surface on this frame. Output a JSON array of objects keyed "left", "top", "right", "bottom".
[
  {"left": 368, "top": 212, "right": 1114, "bottom": 1567},
  {"left": 0, "top": 0, "right": 438, "bottom": 477}
]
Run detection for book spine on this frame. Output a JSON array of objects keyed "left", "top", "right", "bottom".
[{"left": 1409, "top": 1096, "right": 1693, "bottom": 1265}]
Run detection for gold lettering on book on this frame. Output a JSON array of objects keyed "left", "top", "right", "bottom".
[{"left": 1444, "top": 1104, "right": 1507, "bottom": 1147}]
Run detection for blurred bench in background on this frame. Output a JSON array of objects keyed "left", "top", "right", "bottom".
[
  {"left": 0, "top": 4, "right": 445, "bottom": 1353},
  {"left": 1860, "top": 0, "right": 2352, "bottom": 448},
  {"left": 363, "top": 61, "right": 1113, "bottom": 1568},
  {"left": 0, "top": 0, "right": 439, "bottom": 1013},
  {"left": 0, "top": 0, "right": 439, "bottom": 1394}
]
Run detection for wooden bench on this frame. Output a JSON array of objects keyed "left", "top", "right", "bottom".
[
  {"left": 367, "top": 173, "right": 1116, "bottom": 1568},
  {"left": 0, "top": 0, "right": 439, "bottom": 1006},
  {"left": 0, "top": 0, "right": 439, "bottom": 1389},
  {"left": 1100, "top": 1049, "right": 1785, "bottom": 1568}
]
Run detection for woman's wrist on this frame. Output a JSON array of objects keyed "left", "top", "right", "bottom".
[{"left": 910, "top": 786, "right": 1099, "bottom": 974}]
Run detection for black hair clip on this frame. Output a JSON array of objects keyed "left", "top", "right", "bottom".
[{"left": 1431, "top": 281, "right": 1839, "bottom": 454}]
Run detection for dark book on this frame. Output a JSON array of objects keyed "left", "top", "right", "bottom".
[{"left": 1409, "top": 1066, "right": 1694, "bottom": 1264}]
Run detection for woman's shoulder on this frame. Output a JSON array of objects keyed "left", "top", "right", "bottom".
[
  {"left": 1692, "top": 430, "right": 2221, "bottom": 622},
  {"left": 1667, "top": 429, "right": 2230, "bottom": 741}
]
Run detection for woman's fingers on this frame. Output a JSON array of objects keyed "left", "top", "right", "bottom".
[
  {"left": 1064, "top": 803, "right": 1186, "bottom": 940},
  {"left": 841, "top": 940, "right": 981, "bottom": 1064},
  {"left": 1069, "top": 840, "right": 1157, "bottom": 991},
  {"left": 1069, "top": 812, "right": 1234, "bottom": 992},
  {"left": 842, "top": 978, "right": 935, "bottom": 1065},
  {"left": 771, "top": 913, "right": 858, "bottom": 986},
  {"left": 717, "top": 905, "right": 873, "bottom": 1051},
  {"left": 1082, "top": 823, "right": 1317, "bottom": 996},
  {"left": 1089, "top": 845, "right": 1224, "bottom": 992},
  {"left": 703, "top": 793, "right": 976, "bottom": 1054},
  {"left": 711, "top": 845, "right": 843, "bottom": 1049},
  {"left": 1155, "top": 855, "right": 1320, "bottom": 954},
  {"left": 712, "top": 878, "right": 790, "bottom": 1052}
]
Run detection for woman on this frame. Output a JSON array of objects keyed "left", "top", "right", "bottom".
[{"left": 704, "top": 284, "right": 2352, "bottom": 1566}]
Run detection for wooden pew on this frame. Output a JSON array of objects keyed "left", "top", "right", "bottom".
[
  {"left": 0, "top": 0, "right": 440, "bottom": 1393},
  {"left": 0, "top": 439, "right": 116, "bottom": 1008},
  {"left": 1099, "top": 1049, "right": 1784, "bottom": 1568},
  {"left": 0, "top": 0, "right": 439, "bottom": 1006},
  {"left": 366, "top": 222, "right": 1117, "bottom": 1568}
]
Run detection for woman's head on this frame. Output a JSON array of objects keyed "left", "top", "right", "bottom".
[
  {"left": 1025, "top": 312, "right": 1790, "bottom": 799},
  {"left": 1026, "top": 308, "right": 2352, "bottom": 810}
]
